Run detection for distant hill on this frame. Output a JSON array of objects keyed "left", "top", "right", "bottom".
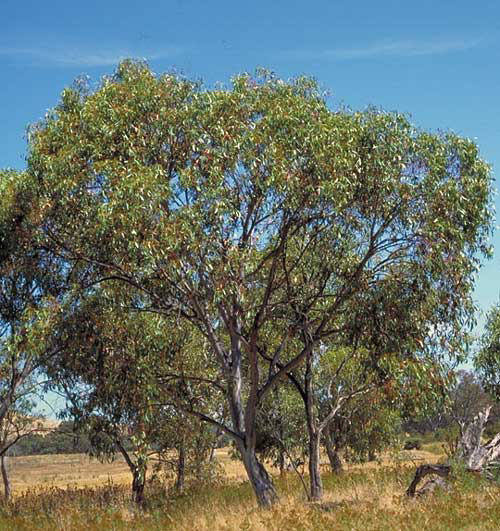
[{"left": 7, "top": 421, "right": 90, "bottom": 456}]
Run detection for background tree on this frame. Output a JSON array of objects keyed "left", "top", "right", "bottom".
[
  {"left": 256, "top": 384, "right": 307, "bottom": 476},
  {"left": 476, "top": 304, "right": 500, "bottom": 401},
  {"left": 448, "top": 371, "right": 495, "bottom": 434},
  {"left": 45, "top": 287, "right": 222, "bottom": 504},
  {"left": 0, "top": 169, "right": 72, "bottom": 499}
]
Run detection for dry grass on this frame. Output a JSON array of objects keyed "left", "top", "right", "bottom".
[
  {"left": 0, "top": 447, "right": 498, "bottom": 530},
  {"left": 6, "top": 453, "right": 131, "bottom": 493},
  {"left": 5, "top": 444, "right": 441, "bottom": 494}
]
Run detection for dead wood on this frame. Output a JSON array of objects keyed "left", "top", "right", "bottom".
[
  {"left": 406, "top": 464, "right": 451, "bottom": 497},
  {"left": 406, "top": 407, "right": 500, "bottom": 498}
]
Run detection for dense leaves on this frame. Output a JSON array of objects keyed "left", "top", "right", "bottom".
[{"left": 477, "top": 305, "right": 500, "bottom": 400}]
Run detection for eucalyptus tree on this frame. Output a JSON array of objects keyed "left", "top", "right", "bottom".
[
  {"left": 272, "top": 339, "right": 399, "bottom": 501},
  {"left": 44, "top": 288, "right": 210, "bottom": 504},
  {"left": 0, "top": 169, "right": 72, "bottom": 498},
  {"left": 323, "top": 391, "right": 402, "bottom": 470},
  {"left": 256, "top": 384, "right": 307, "bottom": 476},
  {"left": 20, "top": 61, "right": 493, "bottom": 506}
]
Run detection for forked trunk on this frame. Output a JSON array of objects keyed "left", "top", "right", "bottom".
[
  {"left": 240, "top": 446, "right": 278, "bottom": 508},
  {"left": 308, "top": 432, "right": 323, "bottom": 501},
  {"left": 225, "top": 328, "right": 279, "bottom": 508},
  {"left": 1, "top": 455, "right": 10, "bottom": 501}
]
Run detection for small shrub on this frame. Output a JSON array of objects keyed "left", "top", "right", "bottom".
[{"left": 403, "top": 439, "right": 422, "bottom": 450}]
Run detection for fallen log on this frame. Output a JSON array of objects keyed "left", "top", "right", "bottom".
[{"left": 406, "top": 464, "right": 451, "bottom": 497}]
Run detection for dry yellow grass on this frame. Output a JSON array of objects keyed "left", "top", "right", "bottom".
[
  {"left": 5, "top": 453, "right": 131, "bottom": 493},
  {"left": 4, "top": 445, "right": 442, "bottom": 495},
  {"left": 2, "top": 445, "right": 496, "bottom": 531},
  {"left": 5, "top": 445, "right": 440, "bottom": 494}
]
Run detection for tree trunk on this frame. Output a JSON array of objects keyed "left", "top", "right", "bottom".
[
  {"left": 457, "top": 406, "right": 500, "bottom": 471},
  {"left": 208, "top": 425, "right": 222, "bottom": 463},
  {"left": 304, "top": 352, "right": 323, "bottom": 501},
  {"left": 326, "top": 444, "right": 343, "bottom": 473},
  {"left": 115, "top": 440, "right": 147, "bottom": 506},
  {"left": 239, "top": 444, "right": 278, "bottom": 508},
  {"left": 131, "top": 461, "right": 147, "bottom": 506},
  {"left": 175, "top": 442, "right": 186, "bottom": 492},
  {"left": 1, "top": 455, "right": 10, "bottom": 501},
  {"left": 308, "top": 432, "right": 323, "bottom": 501},
  {"left": 224, "top": 325, "right": 278, "bottom": 508},
  {"left": 324, "top": 429, "right": 343, "bottom": 473}
]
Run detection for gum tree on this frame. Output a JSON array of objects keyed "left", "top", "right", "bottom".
[
  {"left": 44, "top": 288, "right": 217, "bottom": 505},
  {"left": 0, "top": 169, "right": 71, "bottom": 498},
  {"left": 19, "top": 62, "right": 493, "bottom": 507}
]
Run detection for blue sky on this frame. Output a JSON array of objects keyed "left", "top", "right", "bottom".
[{"left": 1, "top": 0, "right": 499, "bottom": 332}]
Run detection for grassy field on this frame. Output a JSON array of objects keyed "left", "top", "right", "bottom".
[
  {"left": 5, "top": 445, "right": 442, "bottom": 493},
  {"left": 0, "top": 445, "right": 498, "bottom": 530}
]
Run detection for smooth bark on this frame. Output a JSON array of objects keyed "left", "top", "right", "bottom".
[
  {"left": 308, "top": 432, "right": 323, "bottom": 501},
  {"left": 225, "top": 321, "right": 279, "bottom": 508}
]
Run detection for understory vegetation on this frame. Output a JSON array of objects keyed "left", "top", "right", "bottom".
[{"left": 0, "top": 463, "right": 498, "bottom": 531}]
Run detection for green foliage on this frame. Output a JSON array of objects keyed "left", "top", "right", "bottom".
[
  {"left": 476, "top": 304, "right": 500, "bottom": 400},
  {"left": 9, "top": 422, "right": 92, "bottom": 456},
  {"left": 255, "top": 385, "right": 307, "bottom": 470}
]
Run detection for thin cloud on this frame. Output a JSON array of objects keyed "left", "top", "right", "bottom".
[
  {"left": 295, "top": 38, "right": 483, "bottom": 60},
  {"left": 0, "top": 45, "right": 184, "bottom": 67}
]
